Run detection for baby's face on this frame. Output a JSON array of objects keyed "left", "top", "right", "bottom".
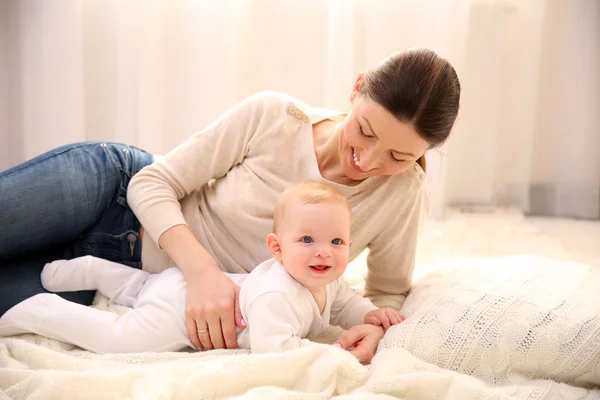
[{"left": 277, "top": 201, "right": 351, "bottom": 289}]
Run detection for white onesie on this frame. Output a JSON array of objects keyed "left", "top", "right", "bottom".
[{"left": 0, "top": 256, "right": 377, "bottom": 353}]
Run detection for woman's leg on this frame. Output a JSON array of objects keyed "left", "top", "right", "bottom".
[
  {"left": 0, "top": 142, "right": 154, "bottom": 315},
  {"left": 1, "top": 142, "right": 120, "bottom": 259}
]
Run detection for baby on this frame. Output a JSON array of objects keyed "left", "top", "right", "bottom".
[{"left": 0, "top": 181, "right": 403, "bottom": 353}]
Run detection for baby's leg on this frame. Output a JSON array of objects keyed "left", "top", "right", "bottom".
[
  {"left": 42, "top": 256, "right": 149, "bottom": 307},
  {"left": 0, "top": 293, "right": 191, "bottom": 353}
]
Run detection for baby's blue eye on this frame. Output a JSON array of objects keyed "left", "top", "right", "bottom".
[
  {"left": 301, "top": 236, "right": 314, "bottom": 243},
  {"left": 331, "top": 238, "right": 342, "bottom": 245}
]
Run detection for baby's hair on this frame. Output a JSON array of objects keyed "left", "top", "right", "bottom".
[{"left": 273, "top": 181, "right": 352, "bottom": 233}]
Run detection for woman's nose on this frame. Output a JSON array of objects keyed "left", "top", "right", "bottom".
[{"left": 358, "top": 150, "right": 380, "bottom": 171}]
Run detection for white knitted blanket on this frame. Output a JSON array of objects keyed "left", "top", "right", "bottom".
[
  {"left": 380, "top": 255, "right": 600, "bottom": 397},
  {"left": 1, "top": 334, "right": 597, "bottom": 400},
  {"left": 1, "top": 211, "right": 599, "bottom": 399}
]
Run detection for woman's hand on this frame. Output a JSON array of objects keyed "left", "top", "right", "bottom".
[
  {"left": 185, "top": 268, "right": 246, "bottom": 350},
  {"left": 157, "top": 225, "right": 246, "bottom": 350},
  {"left": 333, "top": 324, "right": 385, "bottom": 364}
]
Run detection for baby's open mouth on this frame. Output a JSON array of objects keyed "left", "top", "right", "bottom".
[{"left": 309, "top": 265, "right": 331, "bottom": 273}]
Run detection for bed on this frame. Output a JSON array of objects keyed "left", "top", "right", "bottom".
[{"left": 1, "top": 210, "right": 599, "bottom": 399}]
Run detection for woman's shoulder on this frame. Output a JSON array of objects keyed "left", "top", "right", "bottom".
[
  {"left": 387, "top": 162, "right": 429, "bottom": 193},
  {"left": 230, "top": 91, "right": 305, "bottom": 126},
  {"left": 368, "top": 163, "right": 431, "bottom": 214},
  {"left": 242, "top": 91, "right": 342, "bottom": 124}
]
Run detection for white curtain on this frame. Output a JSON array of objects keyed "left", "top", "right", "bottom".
[
  {"left": 1, "top": 0, "right": 598, "bottom": 219},
  {"left": 443, "top": 0, "right": 600, "bottom": 219}
]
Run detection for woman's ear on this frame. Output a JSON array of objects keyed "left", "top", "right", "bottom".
[
  {"left": 350, "top": 72, "right": 364, "bottom": 103},
  {"left": 267, "top": 233, "right": 283, "bottom": 262}
]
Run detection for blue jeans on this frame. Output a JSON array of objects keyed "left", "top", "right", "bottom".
[{"left": 0, "top": 142, "right": 154, "bottom": 315}]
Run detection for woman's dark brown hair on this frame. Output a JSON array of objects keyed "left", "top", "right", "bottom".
[{"left": 359, "top": 48, "right": 461, "bottom": 172}]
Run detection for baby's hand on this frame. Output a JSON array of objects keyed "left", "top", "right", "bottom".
[{"left": 364, "top": 308, "right": 405, "bottom": 331}]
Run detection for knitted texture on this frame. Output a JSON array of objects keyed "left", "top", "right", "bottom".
[
  {"left": 1, "top": 334, "right": 598, "bottom": 399},
  {"left": 380, "top": 255, "right": 600, "bottom": 389}
]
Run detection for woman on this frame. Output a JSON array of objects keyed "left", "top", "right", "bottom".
[{"left": 0, "top": 48, "right": 460, "bottom": 362}]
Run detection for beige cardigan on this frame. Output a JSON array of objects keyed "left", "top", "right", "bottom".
[{"left": 127, "top": 92, "right": 430, "bottom": 309}]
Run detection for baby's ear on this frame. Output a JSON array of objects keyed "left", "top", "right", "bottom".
[
  {"left": 266, "top": 233, "right": 283, "bottom": 262},
  {"left": 349, "top": 239, "right": 353, "bottom": 248}
]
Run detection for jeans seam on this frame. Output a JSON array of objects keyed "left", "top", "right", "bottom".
[
  {"left": 0, "top": 143, "right": 93, "bottom": 178},
  {"left": 100, "top": 143, "right": 128, "bottom": 177}
]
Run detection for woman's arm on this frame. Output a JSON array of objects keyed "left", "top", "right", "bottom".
[
  {"left": 158, "top": 224, "right": 243, "bottom": 350},
  {"left": 364, "top": 167, "right": 431, "bottom": 310},
  {"left": 128, "top": 93, "right": 275, "bottom": 243},
  {"left": 127, "top": 92, "right": 282, "bottom": 349}
]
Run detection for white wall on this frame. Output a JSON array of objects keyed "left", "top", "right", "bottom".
[{"left": 0, "top": 1, "right": 11, "bottom": 171}]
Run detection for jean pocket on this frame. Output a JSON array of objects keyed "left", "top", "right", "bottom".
[{"left": 76, "top": 230, "right": 140, "bottom": 262}]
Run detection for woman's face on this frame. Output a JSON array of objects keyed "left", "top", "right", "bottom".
[{"left": 337, "top": 95, "right": 430, "bottom": 182}]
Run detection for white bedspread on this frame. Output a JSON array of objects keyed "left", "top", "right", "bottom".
[
  {"left": 1, "top": 333, "right": 598, "bottom": 399},
  {"left": 2, "top": 211, "right": 599, "bottom": 399}
]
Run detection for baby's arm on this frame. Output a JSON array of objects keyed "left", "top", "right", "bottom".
[
  {"left": 330, "top": 279, "right": 404, "bottom": 331},
  {"left": 245, "top": 292, "right": 313, "bottom": 353},
  {"left": 329, "top": 279, "right": 378, "bottom": 330}
]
